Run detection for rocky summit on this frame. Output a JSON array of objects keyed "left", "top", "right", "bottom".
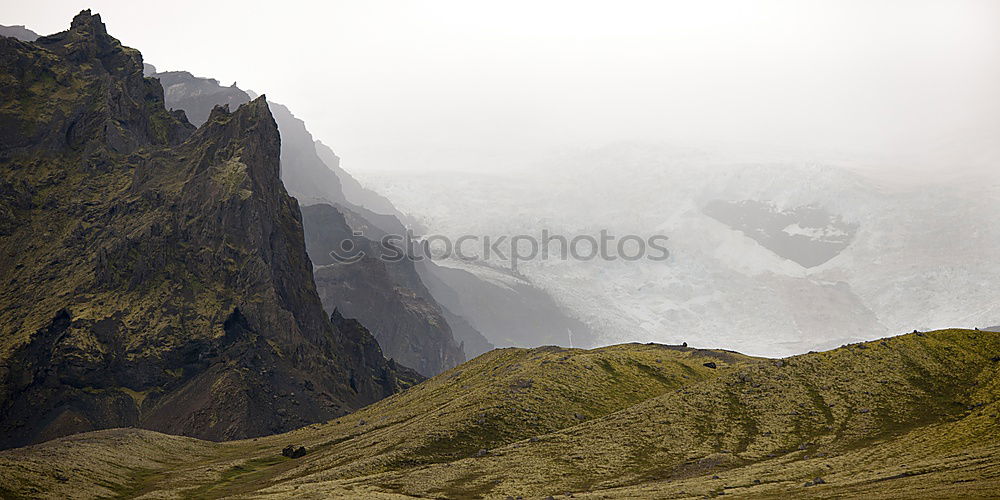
[{"left": 0, "top": 10, "right": 420, "bottom": 449}]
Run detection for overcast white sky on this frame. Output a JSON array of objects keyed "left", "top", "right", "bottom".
[{"left": 4, "top": 0, "right": 999, "bottom": 175}]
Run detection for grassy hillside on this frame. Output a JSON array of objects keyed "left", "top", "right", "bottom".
[
  {"left": 366, "top": 328, "right": 1000, "bottom": 499},
  {"left": 2, "top": 329, "right": 998, "bottom": 498},
  {"left": 0, "top": 343, "right": 746, "bottom": 498}
]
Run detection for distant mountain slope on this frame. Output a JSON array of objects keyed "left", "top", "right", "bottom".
[
  {"left": 301, "top": 204, "right": 467, "bottom": 376},
  {"left": 417, "top": 259, "right": 597, "bottom": 348},
  {"left": 153, "top": 70, "right": 251, "bottom": 127},
  {"left": 0, "top": 11, "right": 417, "bottom": 449},
  {"left": 1, "top": 329, "right": 996, "bottom": 498},
  {"left": 266, "top": 101, "right": 345, "bottom": 206},
  {"left": 314, "top": 139, "right": 423, "bottom": 231},
  {"left": 332, "top": 203, "right": 495, "bottom": 359},
  {"left": 0, "top": 24, "right": 39, "bottom": 41},
  {"left": 360, "top": 152, "right": 1000, "bottom": 356}
]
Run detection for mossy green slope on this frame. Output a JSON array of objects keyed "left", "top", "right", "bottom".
[
  {"left": 0, "top": 343, "right": 749, "bottom": 498},
  {"left": 357, "top": 328, "right": 999, "bottom": 499},
  {"left": 265, "top": 343, "right": 750, "bottom": 478},
  {"left": 1, "top": 330, "right": 997, "bottom": 499}
]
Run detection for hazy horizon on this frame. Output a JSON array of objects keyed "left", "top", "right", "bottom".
[{"left": 5, "top": 0, "right": 999, "bottom": 179}]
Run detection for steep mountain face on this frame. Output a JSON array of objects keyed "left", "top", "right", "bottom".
[
  {"left": 301, "top": 204, "right": 467, "bottom": 375},
  {"left": 0, "top": 11, "right": 418, "bottom": 449},
  {"left": 437, "top": 302, "right": 495, "bottom": 358},
  {"left": 333, "top": 203, "right": 495, "bottom": 359},
  {"left": 144, "top": 67, "right": 572, "bottom": 358},
  {"left": 146, "top": 69, "right": 489, "bottom": 368}
]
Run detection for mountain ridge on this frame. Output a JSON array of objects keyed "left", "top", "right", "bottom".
[{"left": 0, "top": 10, "right": 418, "bottom": 449}]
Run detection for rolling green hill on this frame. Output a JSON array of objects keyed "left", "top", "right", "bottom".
[{"left": 1, "top": 328, "right": 997, "bottom": 498}]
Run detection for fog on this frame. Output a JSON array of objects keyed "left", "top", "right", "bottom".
[{"left": 7, "top": 0, "right": 999, "bottom": 178}]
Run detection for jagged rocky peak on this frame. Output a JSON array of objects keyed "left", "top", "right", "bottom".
[
  {"left": 121, "top": 38, "right": 480, "bottom": 367},
  {"left": 1, "top": 10, "right": 193, "bottom": 155},
  {"left": 0, "top": 11, "right": 421, "bottom": 449},
  {"left": 172, "top": 95, "right": 283, "bottom": 202},
  {"left": 39, "top": 10, "right": 136, "bottom": 73}
]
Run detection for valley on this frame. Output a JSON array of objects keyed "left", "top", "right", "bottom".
[{"left": 1, "top": 7, "right": 997, "bottom": 499}]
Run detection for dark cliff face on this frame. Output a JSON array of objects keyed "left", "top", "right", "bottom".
[
  {"left": 301, "top": 204, "right": 468, "bottom": 376},
  {"left": 0, "top": 11, "right": 420, "bottom": 449},
  {"left": 331, "top": 205, "right": 494, "bottom": 359},
  {"left": 148, "top": 70, "right": 485, "bottom": 370}
]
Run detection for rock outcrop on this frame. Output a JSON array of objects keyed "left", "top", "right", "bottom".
[{"left": 0, "top": 11, "right": 420, "bottom": 449}]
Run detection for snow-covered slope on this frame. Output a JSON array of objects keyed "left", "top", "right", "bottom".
[{"left": 358, "top": 145, "right": 1000, "bottom": 357}]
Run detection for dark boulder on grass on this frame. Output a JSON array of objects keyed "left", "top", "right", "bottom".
[{"left": 282, "top": 445, "right": 307, "bottom": 458}]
